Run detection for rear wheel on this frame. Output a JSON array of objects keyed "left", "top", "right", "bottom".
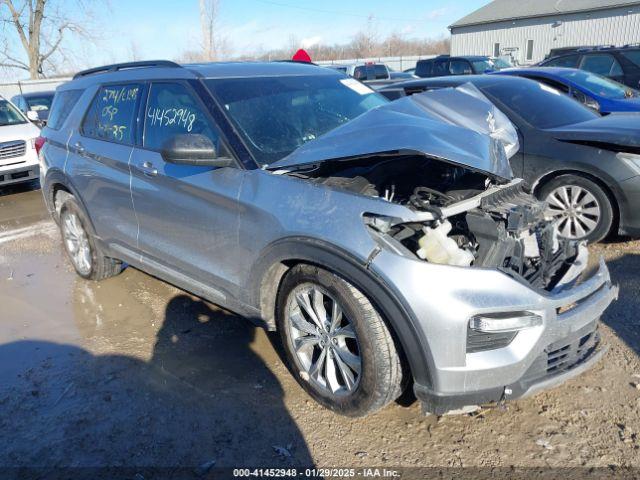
[
  {"left": 59, "top": 197, "right": 122, "bottom": 280},
  {"left": 277, "top": 264, "right": 403, "bottom": 417},
  {"left": 538, "top": 174, "right": 613, "bottom": 243}
]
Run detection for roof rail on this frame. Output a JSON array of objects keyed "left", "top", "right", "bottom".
[
  {"left": 576, "top": 45, "right": 615, "bottom": 52},
  {"left": 622, "top": 43, "right": 640, "bottom": 48},
  {"left": 73, "top": 60, "right": 181, "bottom": 80}
]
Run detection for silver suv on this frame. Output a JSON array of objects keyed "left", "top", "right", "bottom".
[{"left": 40, "top": 61, "right": 617, "bottom": 416}]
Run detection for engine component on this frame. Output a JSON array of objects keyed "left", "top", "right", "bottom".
[{"left": 416, "top": 221, "right": 475, "bottom": 267}]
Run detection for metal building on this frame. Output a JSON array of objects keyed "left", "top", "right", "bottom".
[{"left": 450, "top": 0, "right": 640, "bottom": 65}]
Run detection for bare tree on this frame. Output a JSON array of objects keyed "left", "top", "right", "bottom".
[
  {"left": 0, "top": 0, "right": 95, "bottom": 79},
  {"left": 198, "top": 0, "right": 229, "bottom": 61}
]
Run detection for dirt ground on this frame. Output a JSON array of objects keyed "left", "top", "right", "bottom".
[{"left": 1, "top": 182, "right": 639, "bottom": 473}]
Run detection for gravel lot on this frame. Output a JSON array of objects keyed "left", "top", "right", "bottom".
[{"left": 1, "top": 183, "right": 639, "bottom": 474}]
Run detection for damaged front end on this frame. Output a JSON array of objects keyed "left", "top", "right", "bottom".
[{"left": 270, "top": 84, "right": 578, "bottom": 292}]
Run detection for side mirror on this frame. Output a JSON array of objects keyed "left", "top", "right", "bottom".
[
  {"left": 160, "top": 134, "right": 234, "bottom": 168},
  {"left": 26, "top": 110, "right": 39, "bottom": 122}
]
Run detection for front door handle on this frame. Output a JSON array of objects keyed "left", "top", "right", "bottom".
[{"left": 141, "top": 161, "right": 158, "bottom": 177}]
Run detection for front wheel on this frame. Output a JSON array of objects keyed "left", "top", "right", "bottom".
[
  {"left": 277, "top": 265, "right": 404, "bottom": 417},
  {"left": 538, "top": 174, "right": 614, "bottom": 243}
]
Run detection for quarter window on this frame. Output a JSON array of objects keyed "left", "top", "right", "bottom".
[
  {"left": 580, "top": 54, "right": 623, "bottom": 76},
  {"left": 143, "top": 82, "right": 218, "bottom": 151},
  {"left": 81, "top": 84, "right": 142, "bottom": 144},
  {"left": 621, "top": 50, "right": 640, "bottom": 67},
  {"left": 47, "top": 90, "right": 83, "bottom": 130}
]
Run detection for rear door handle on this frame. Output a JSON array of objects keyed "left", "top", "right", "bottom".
[{"left": 141, "top": 161, "right": 158, "bottom": 177}]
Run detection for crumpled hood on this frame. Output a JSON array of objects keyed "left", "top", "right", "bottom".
[
  {"left": 547, "top": 112, "right": 640, "bottom": 147},
  {"left": 268, "top": 86, "right": 516, "bottom": 180}
]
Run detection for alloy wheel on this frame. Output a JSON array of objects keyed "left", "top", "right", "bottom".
[
  {"left": 62, "top": 211, "right": 92, "bottom": 276},
  {"left": 286, "top": 284, "right": 361, "bottom": 396},
  {"left": 544, "top": 185, "right": 601, "bottom": 239}
]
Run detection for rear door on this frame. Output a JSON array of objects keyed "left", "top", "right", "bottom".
[
  {"left": 65, "top": 82, "right": 142, "bottom": 251},
  {"left": 129, "top": 80, "right": 245, "bottom": 293}
]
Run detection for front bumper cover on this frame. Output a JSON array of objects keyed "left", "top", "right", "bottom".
[{"left": 370, "top": 245, "right": 618, "bottom": 415}]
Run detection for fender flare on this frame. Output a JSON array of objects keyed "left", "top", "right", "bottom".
[
  {"left": 42, "top": 169, "right": 99, "bottom": 236},
  {"left": 251, "top": 236, "right": 434, "bottom": 388}
]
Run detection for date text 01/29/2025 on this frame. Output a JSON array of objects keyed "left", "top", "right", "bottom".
[{"left": 232, "top": 468, "right": 401, "bottom": 478}]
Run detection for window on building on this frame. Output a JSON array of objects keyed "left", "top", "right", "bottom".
[
  {"left": 580, "top": 54, "right": 623, "bottom": 77},
  {"left": 526, "top": 40, "right": 534, "bottom": 61},
  {"left": 494, "top": 43, "right": 500, "bottom": 57}
]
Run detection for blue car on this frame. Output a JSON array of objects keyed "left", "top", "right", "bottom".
[{"left": 494, "top": 67, "right": 640, "bottom": 114}]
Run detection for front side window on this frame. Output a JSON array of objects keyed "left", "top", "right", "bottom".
[
  {"left": 580, "top": 54, "right": 623, "bottom": 77},
  {"left": 470, "top": 59, "right": 493, "bottom": 73},
  {"left": 143, "top": 82, "right": 218, "bottom": 151},
  {"left": 545, "top": 55, "right": 579, "bottom": 68},
  {"left": 82, "top": 83, "right": 142, "bottom": 144},
  {"left": 0, "top": 99, "right": 27, "bottom": 126},
  {"left": 206, "top": 75, "right": 388, "bottom": 165},
  {"left": 559, "top": 69, "right": 639, "bottom": 99},
  {"left": 450, "top": 60, "right": 472, "bottom": 75}
]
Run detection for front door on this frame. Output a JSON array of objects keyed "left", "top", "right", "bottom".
[{"left": 129, "top": 81, "right": 245, "bottom": 295}]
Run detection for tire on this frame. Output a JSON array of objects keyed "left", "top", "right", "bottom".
[
  {"left": 276, "top": 264, "right": 404, "bottom": 417},
  {"left": 538, "top": 174, "right": 614, "bottom": 243},
  {"left": 59, "top": 196, "right": 122, "bottom": 280}
]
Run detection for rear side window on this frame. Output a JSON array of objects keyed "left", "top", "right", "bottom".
[
  {"left": 544, "top": 55, "right": 579, "bottom": 68},
  {"left": 580, "top": 54, "right": 623, "bottom": 76},
  {"left": 433, "top": 60, "right": 449, "bottom": 76},
  {"left": 415, "top": 60, "right": 433, "bottom": 77},
  {"left": 143, "top": 82, "right": 218, "bottom": 151},
  {"left": 47, "top": 89, "right": 83, "bottom": 130},
  {"left": 353, "top": 66, "right": 367, "bottom": 80},
  {"left": 81, "top": 84, "right": 142, "bottom": 144}
]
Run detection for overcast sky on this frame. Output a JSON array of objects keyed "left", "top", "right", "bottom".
[{"left": 1, "top": 0, "right": 489, "bottom": 80}]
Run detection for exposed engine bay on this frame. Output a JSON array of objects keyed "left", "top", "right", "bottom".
[{"left": 289, "top": 155, "right": 578, "bottom": 291}]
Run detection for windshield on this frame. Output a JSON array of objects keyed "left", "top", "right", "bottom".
[
  {"left": 206, "top": 75, "right": 388, "bottom": 165},
  {"left": 558, "top": 69, "right": 639, "bottom": 99},
  {"left": 491, "top": 57, "right": 512, "bottom": 69},
  {"left": 0, "top": 99, "right": 27, "bottom": 126},
  {"left": 480, "top": 79, "right": 598, "bottom": 128},
  {"left": 26, "top": 94, "right": 54, "bottom": 112}
]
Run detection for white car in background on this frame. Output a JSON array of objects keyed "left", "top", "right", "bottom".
[{"left": 0, "top": 96, "right": 41, "bottom": 187}]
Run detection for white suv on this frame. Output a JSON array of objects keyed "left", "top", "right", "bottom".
[{"left": 0, "top": 96, "right": 41, "bottom": 187}]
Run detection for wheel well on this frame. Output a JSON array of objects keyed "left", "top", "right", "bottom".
[
  {"left": 533, "top": 169, "right": 620, "bottom": 229},
  {"left": 51, "top": 184, "right": 73, "bottom": 220},
  {"left": 258, "top": 259, "right": 413, "bottom": 387}
]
